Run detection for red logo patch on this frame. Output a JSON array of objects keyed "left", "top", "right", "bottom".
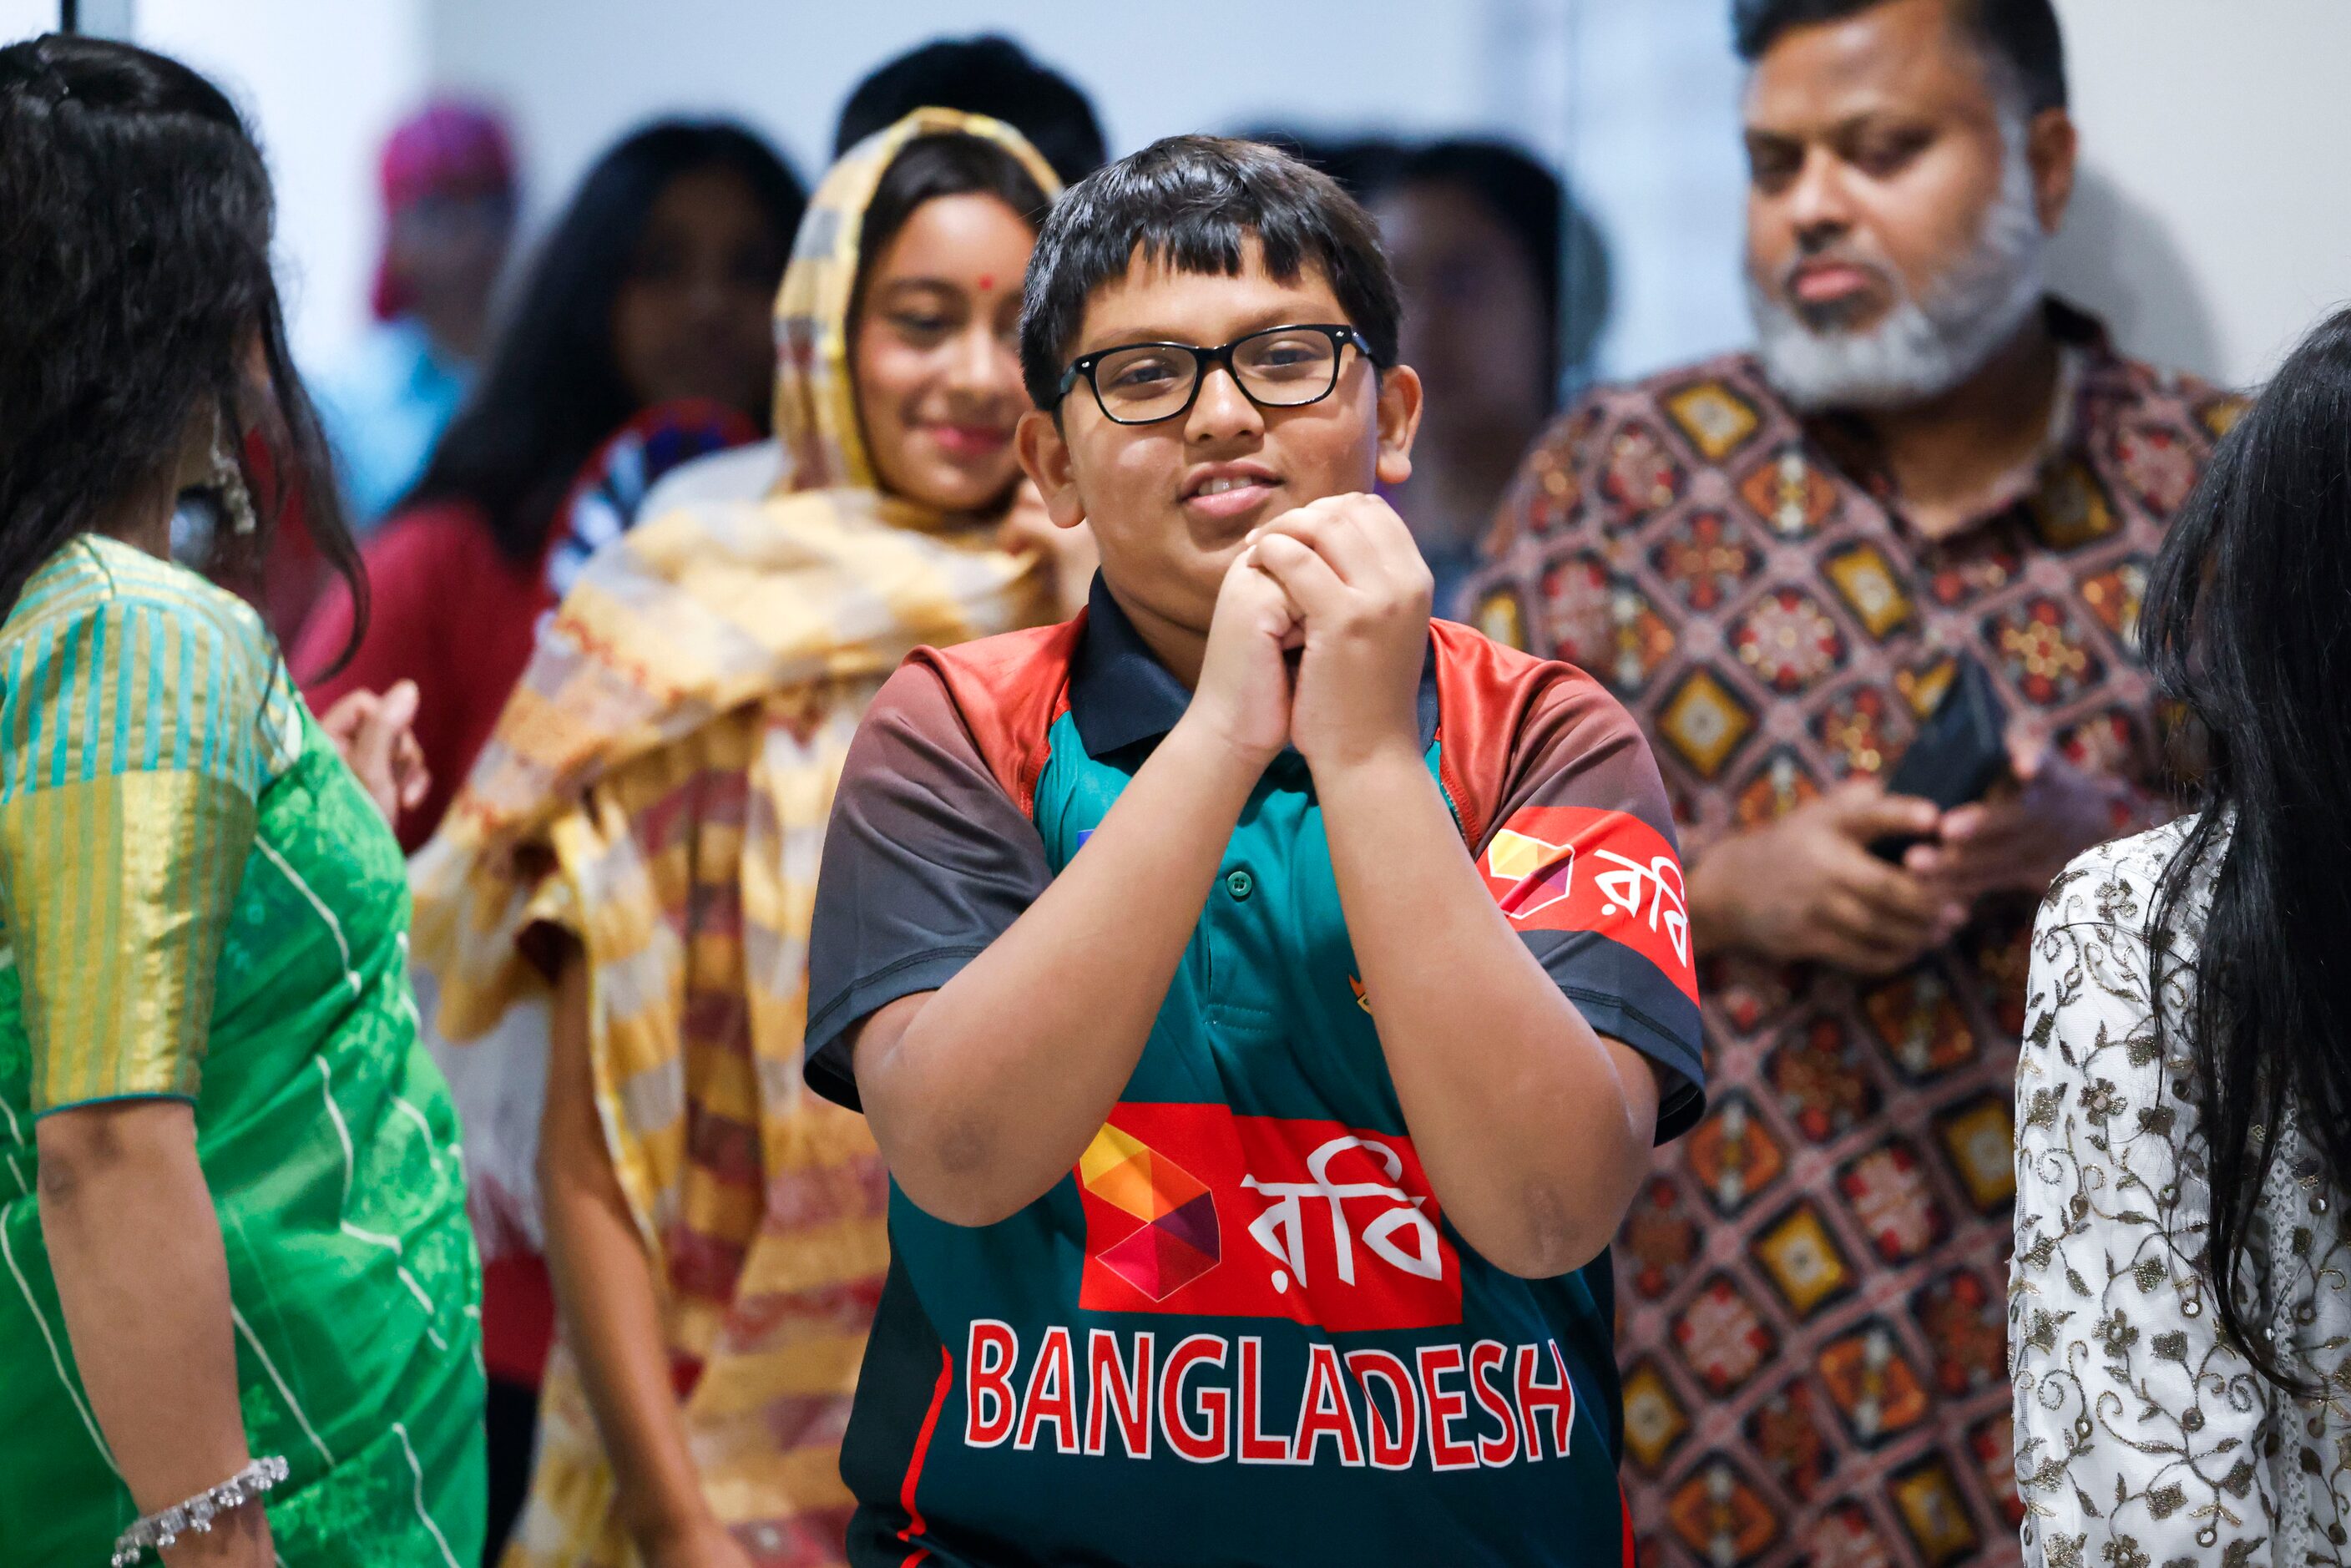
[
  {"left": 1076, "top": 1103, "right": 1463, "bottom": 1332},
  {"left": 1479, "top": 806, "right": 1697, "bottom": 1004}
]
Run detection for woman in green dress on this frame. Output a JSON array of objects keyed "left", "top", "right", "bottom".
[{"left": 0, "top": 35, "right": 484, "bottom": 1566}]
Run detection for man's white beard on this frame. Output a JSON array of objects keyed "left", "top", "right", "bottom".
[{"left": 1749, "top": 149, "right": 2049, "bottom": 413}]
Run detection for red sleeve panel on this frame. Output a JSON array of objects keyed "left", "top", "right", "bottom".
[
  {"left": 1430, "top": 620, "right": 1707, "bottom": 1141},
  {"left": 803, "top": 624, "right": 1081, "bottom": 1110}
]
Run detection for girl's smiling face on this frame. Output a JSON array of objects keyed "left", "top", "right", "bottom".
[{"left": 852, "top": 191, "right": 1038, "bottom": 513}]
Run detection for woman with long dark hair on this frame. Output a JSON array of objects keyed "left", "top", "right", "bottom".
[
  {"left": 2012, "top": 306, "right": 2351, "bottom": 1561},
  {"left": 0, "top": 34, "right": 481, "bottom": 1565},
  {"left": 296, "top": 119, "right": 806, "bottom": 853}
]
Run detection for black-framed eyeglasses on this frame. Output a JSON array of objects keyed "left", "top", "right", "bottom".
[{"left": 1054, "top": 323, "right": 1378, "bottom": 426}]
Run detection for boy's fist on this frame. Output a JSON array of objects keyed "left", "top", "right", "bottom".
[
  {"left": 1181, "top": 544, "right": 1303, "bottom": 770},
  {"left": 1246, "top": 494, "right": 1432, "bottom": 770}
]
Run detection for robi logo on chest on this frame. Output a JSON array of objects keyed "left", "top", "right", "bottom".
[{"left": 1075, "top": 1102, "right": 1464, "bottom": 1332}]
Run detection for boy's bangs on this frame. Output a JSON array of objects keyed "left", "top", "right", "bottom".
[{"left": 1125, "top": 215, "right": 1318, "bottom": 290}]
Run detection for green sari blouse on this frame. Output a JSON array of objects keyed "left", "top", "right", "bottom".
[{"left": 0, "top": 536, "right": 483, "bottom": 1564}]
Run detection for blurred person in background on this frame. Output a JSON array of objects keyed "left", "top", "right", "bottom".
[
  {"left": 410, "top": 113, "right": 1075, "bottom": 1568},
  {"left": 296, "top": 116, "right": 803, "bottom": 1565},
  {"left": 640, "top": 33, "right": 1108, "bottom": 535},
  {"left": 1304, "top": 134, "right": 1404, "bottom": 198},
  {"left": 835, "top": 32, "right": 1105, "bottom": 185},
  {"left": 296, "top": 119, "right": 803, "bottom": 855},
  {"left": 311, "top": 100, "right": 518, "bottom": 530},
  {"left": 1464, "top": 0, "right": 2245, "bottom": 1560},
  {"left": 2012, "top": 304, "right": 2351, "bottom": 1567},
  {"left": 1365, "top": 139, "right": 1610, "bottom": 611},
  {"left": 0, "top": 34, "right": 480, "bottom": 1565}
]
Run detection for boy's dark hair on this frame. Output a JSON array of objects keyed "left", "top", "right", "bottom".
[
  {"left": 1732, "top": 0, "right": 2066, "bottom": 114},
  {"left": 835, "top": 34, "right": 1107, "bottom": 188},
  {"left": 1019, "top": 134, "right": 1401, "bottom": 412}
]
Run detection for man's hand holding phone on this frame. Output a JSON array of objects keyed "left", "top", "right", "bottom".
[
  {"left": 1902, "top": 726, "right": 2126, "bottom": 901},
  {"left": 1688, "top": 781, "right": 1967, "bottom": 975},
  {"left": 1691, "top": 724, "right": 2126, "bottom": 976}
]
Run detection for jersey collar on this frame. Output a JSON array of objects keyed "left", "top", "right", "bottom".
[{"left": 1069, "top": 574, "right": 1440, "bottom": 761}]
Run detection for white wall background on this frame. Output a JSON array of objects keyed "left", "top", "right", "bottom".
[
  {"left": 0, "top": 0, "right": 60, "bottom": 40},
  {"left": 2047, "top": 0, "right": 2351, "bottom": 387},
  {"left": 426, "top": 0, "right": 1752, "bottom": 379},
  {"left": 0, "top": 0, "right": 428, "bottom": 367},
  {"left": 4, "top": 0, "right": 2346, "bottom": 390},
  {"left": 1537, "top": 0, "right": 1750, "bottom": 378},
  {"left": 427, "top": 0, "right": 1499, "bottom": 209},
  {"left": 134, "top": 0, "right": 429, "bottom": 367}
]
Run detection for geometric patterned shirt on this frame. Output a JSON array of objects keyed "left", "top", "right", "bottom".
[{"left": 1458, "top": 301, "right": 2244, "bottom": 1568}]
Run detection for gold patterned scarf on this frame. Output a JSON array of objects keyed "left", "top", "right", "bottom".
[{"left": 408, "top": 109, "right": 1059, "bottom": 1568}]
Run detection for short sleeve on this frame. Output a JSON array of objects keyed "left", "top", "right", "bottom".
[
  {"left": 0, "top": 574, "right": 272, "bottom": 1115},
  {"left": 803, "top": 662, "right": 1052, "bottom": 1110},
  {"left": 1472, "top": 673, "right": 1707, "bottom": 1141},
  {"left": 2011, "top": 882, "right": 2276, "bottom": 1565}
]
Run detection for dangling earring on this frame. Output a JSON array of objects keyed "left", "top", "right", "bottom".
[{"left": 210, "top": 406, "right": 257, "bottom": 536}]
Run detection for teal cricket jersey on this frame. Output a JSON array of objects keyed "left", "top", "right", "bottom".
[{"left": 805, "top": 579, "right": 1706, "bottom": 1566}]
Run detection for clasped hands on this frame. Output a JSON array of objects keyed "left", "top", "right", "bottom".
[{"left": 1182, "top": 493, "right": 1433, "bottom": 775}]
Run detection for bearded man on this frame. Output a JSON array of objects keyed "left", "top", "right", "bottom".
[{"left": 1462, "top": 1, "right": 2243, "bottom": 1561}]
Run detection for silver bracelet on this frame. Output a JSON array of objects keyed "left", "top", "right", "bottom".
[{"left": 110, "top": 1456, "right": 288, "bottom": 1566}]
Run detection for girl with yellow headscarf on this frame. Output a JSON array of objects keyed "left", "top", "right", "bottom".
[{"left": 410, "top": 111, "right": 1076, "bottom": 1568}]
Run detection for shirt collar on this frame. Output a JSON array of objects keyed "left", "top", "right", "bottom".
[
  {"left": 1069, "top": 574, "right": 1442, "bottom": 761},
  {"left": 1800, "top": 296, "right": 2116, "bottom": 544}
]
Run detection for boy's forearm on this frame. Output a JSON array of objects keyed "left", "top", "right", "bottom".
[
  {"left": 1315, "top": 746, "right": 1658, "bottom": 1277},
  {"left": 857, "top": 716, "right": 1264, "bottom": 1226}
]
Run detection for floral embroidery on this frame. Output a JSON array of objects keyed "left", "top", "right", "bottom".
[{"left": 2011, "top": 817, "right": 2351, "bottom": 1565}]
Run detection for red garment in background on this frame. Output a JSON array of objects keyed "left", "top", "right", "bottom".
[
  {"left": 224, "top": 427, "right": 331, "bottom": 645},
  {"left": 294, "top": 502, "right": 556, "bottom": 1388},
  {"left": 294, "top": 500, "right": 549, "bottom": 856},
  {"left": 477, "top": 1256, "right": 558, "bottom": 1389}
]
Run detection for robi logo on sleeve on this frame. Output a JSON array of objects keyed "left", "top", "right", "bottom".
[
  {"left": 1075, "top": 1103, "right": 1463, "bottom": 1332},
  {"left": 1479, "top": 806, "right": 1698, "bottom": 1004}
]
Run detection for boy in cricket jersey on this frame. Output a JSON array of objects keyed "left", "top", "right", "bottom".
[{"left": 803, "top": 135, "right": 1705, "bottom": 1565}]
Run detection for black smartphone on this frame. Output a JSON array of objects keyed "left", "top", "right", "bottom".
[{"left": 1868, "top": 654, "right": 2010, "bottom": 862}]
